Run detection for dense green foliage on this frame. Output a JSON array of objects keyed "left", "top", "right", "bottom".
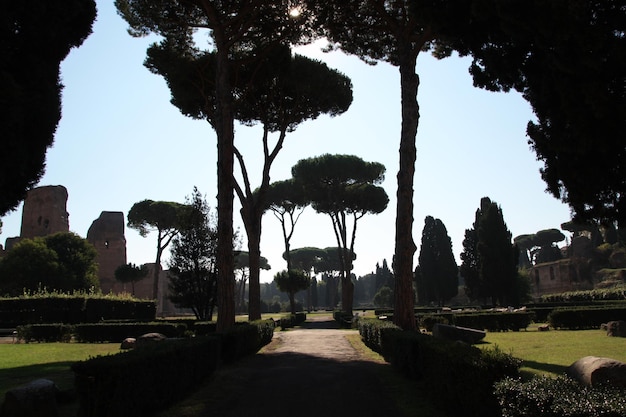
[
  {"left": 543, "top": 286, "right": 626, "bottom": 303},
  {"left": 495, "top": 376, "right": 626, "bottom": 417},
  {"left": 72, "top": 336, "right": 221, "bottom": 417},
  {"left": 373, "top": 285, "right": 393, "bottom": 308},
  {"left": 416, "top": 216, "right": 458, "bottom": 305},
  {"left": 359, "top": 318, "right": 521, "bottom": 417},
  {"left": 455, "top": 1, "right": 626, "bottom": 226},
  {"left": 0, "top": 232, "right": 99, "bottom": 296},
  {"left": 461, "top": 197, "right": 520, "bottom": 305},
  {"left": 72, "top": 319, "right": 274, "bottom": 416},
  {"left": 0, "top": 293, "right": 156, "bottom": 327},
  {"left": 167, "top": 188, "right": 218, "bottom": 320},
  {"left": 548, "top": 306, "right": 626, "bottom": 330},
  {"left": 0, "top": 0, "right": 96, "bottom": 215},
  {"left": 274, "top": 269, "right": 310, "bottom": 314}
]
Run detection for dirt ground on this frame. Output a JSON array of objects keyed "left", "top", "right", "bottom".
[{"left": 194, "top": 315, "right": 409, "bottom": 417}]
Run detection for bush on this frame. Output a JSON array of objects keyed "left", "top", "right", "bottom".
[
  {"left": 495, "top": 376, "right": 626, "bottom": 417},
  {"left": 358, "top": 318, "right": 521, "bottom": 417},
  {"left": 548, "top": 306, "right": 626, "bottom": 329},
  {"left": 0, "top": 293, "right": 156, "bottom": 327},
  {"left": 17, "top": 323, "right": 74, "bottom": 342},
  {"left": 358, "top": 318, "right": 401, "bottom": 359},
  {"left": 74, "top": 322, "right": 187, "bottom": 343},
  {"left": 219, "top": 319, "right": 275, "bottom": 363},
  {"left": 72, "top": 336, "right": 220, "bottom": 417}
]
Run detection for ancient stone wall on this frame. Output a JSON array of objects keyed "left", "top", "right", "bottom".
[
  {"left": 20, "top": 185, "right": 69, "bottom": 239},
  {"left": 87, "top": 211, "right": 127, "bottom": 294}
]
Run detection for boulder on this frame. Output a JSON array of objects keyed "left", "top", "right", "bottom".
[
  {"left": 1, "top": 378, "right": 59, "bottom": 417},
  {"left": 120, "top": 337, "right": 136, "bottom": 350},
  {"left": 136, "top": 332, "right": 166, "bottom": 348},
  {"left": 567, "top": 356, "right": 626, "bottom": 388},
  {"left": 432, "top": 323, "right": 486, "bottom": 344},
  {"left": 607, "top": 321, "right": 626, "bottom": 337}
]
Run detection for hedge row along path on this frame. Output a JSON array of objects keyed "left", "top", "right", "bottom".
[{"left": 195, "top": 315, "right": 408, "bottom": 417}]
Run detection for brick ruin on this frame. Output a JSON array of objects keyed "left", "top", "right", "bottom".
[
  {"left": 1, "top": 185, "right": 185, "bottom": 316},
  {"left": 20, "top": 185, "right": 70, "bottom": 239},
  {"left": 87, "top": 211, "right": 127, "bottom": 294}
]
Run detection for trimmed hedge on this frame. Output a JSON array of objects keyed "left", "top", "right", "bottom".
[
  {"left": 74, "top": 322, "right": 188, "bottom": 343},
  {"left": 0, "top": 296, "right": 156, "bottom": 327},
  {"left": 495, "top": 376, "right": 626, "bottom": 417},
  {"left": 358, "top": 318, "right": 521, "bottom": 417},
  {"left": 16, "top": 323, "right": 74, "bottom": 342},
  {"left": 71, "top": 319, "right": 275, "bottom": 417},
  {"left": 279, "top": 312, "right": 307, "bottom": 329},
  {"left": 548, "top": 306, "right": 626, "bottom": 329},
  {"left": 72, "top": 336, "right": 221, "bottom": 417},
  {"left": 219, "top": 319, "right": 275, "bottom": 363},
  {"left": 417, "top": 311, "right": 533, "bottom": 332}
]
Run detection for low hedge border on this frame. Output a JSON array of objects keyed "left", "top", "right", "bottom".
[
  {"left": 417, "top": 311, "right": 533, "bottom": 332},
  {"left": 72, "top": 336, "right": 221, "bottom": 417},
  {"left": 548, "top": 306, "right": 626, "bottom": 329},
  {"left": 358, "top": 318, "right": 521, "bottom": 417},
  {"left": 0, "top": 296, "right": 156, "bottom": 327},
  {"left": 279, "top": 312, "right": 307, "bottom": 329},
  {"left": 71, "top": 319, "right": 275, "bottom": 417},
  {"left": 495, "top": 376, "right": 626, "bottom": 417}
]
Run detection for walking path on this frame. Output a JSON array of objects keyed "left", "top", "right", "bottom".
[{"left": 197, "top": 316, "right": 408, "bottom": 417}]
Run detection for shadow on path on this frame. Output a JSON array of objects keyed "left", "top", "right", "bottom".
[
  {"left": 201, "top": 352, "right": 406, "bottom": 417},
  {"left": 300, "top": 318, "right": 341, "bottom": 330},
  {"left": 195, "top": 318, "right": 408, "bottom": 417}
]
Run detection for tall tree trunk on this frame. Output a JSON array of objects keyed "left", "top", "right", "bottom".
[
  {"left": 153, "top": 243, "right": 163, "bottom": 302},
  {"left": 393, "top": 53, "right": 419, "bottom": 331},
  {"left": 246, "top": 219, "right": 262, "bottom": 321},
  {"left": 215, "top": 39, "right": 235, "bottom": 332}
]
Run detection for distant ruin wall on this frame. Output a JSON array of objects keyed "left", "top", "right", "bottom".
[
  {"left": 87, "top": 211, "right": 127, "bottom": 294},
  {"left": 20, "top": 185, "right": 69, "bottom": 239}
]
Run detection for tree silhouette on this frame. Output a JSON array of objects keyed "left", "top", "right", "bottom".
[
  {"left": 292, "top": 154, "right": 388, "bottom": 314},
  {"left": 116, "top": 0, "right": 319, "bottom": 330},
  {"left": 1, "top": 1, "right": 96, "bottom": 215},
  {"left": 127, "top": 199, "right": 186, "bottom": 300}
]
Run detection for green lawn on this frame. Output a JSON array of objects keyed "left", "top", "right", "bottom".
[
  {"left": 0, "top": 342, "right": 120, "bottom": 398},
  {"left": 478, "top": 323, "right": 626, "bottom": 378}
]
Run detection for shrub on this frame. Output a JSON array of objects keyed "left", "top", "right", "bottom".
[
  {"left": 17, "top": 323, "right": 74, "bottom": 342},
  {"left": 72, "top": 336, "right": 220, "bottom": 417},
  {"left": 495, "top": 376, "right": 626, "bottom": 417},
  {"left": 548, "top": 306, "right": 626, "bottom": 329},
  {"left": 74, "top": 322, "right": 187, "bottom": 343},
  {"left": 358, "top": 318, "right": 521, "bottom": 417}
]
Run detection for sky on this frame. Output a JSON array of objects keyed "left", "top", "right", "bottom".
[{"left": 0, "top": 1, "right": 572, "bottom": 284}]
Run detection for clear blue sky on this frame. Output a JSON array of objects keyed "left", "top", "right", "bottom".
[{"left": 0, "top": 1, "right": 572, "bottom": 283}]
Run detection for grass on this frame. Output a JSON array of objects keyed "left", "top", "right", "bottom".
[
  {"left": 478, "top": 323, "right": 626, "bottom": 378},
  {"left": 0, "top": 342, "right": 120, "bottom": 398},
  {"left": 2, "top": 319, "right": 623, "bottom": 417}
]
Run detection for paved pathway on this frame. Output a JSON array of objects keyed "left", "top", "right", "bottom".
[{"left": 198, "top": 317, "right": 408, "bottom": 417}]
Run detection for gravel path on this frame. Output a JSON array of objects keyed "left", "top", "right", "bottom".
[{"left": 198, "top": 316, "right": 408, "bottom": 417}]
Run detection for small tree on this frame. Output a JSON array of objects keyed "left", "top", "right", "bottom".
[
  {"left": 373, "top": 286, "right": 393, "bottom": 308},
  {"left": 292, "top": 154, "right": 388, "bottom": 315},
  {"left": 416, "top": 216, "right": 458, "bottom": 306},
  {"left": 167, "top": 188, "right": 218, "bottom": 321},
  {"left": 234, "top": 251, "right": 271, "bottom": 313},
  {"left": 127, "top": 199, "right": 186, "bottom": 300},
  {"left": 0, "top": 232, "right": 99, "bottom": 296},
  {"left": 274, "top": 269, "right": 310, "bottom": 315},
  {"left": 264, "top": 179, "right": 309, "bottom": 270},
  {"left": 114, "top": 263, "right": 148, "bottom": 296}
]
